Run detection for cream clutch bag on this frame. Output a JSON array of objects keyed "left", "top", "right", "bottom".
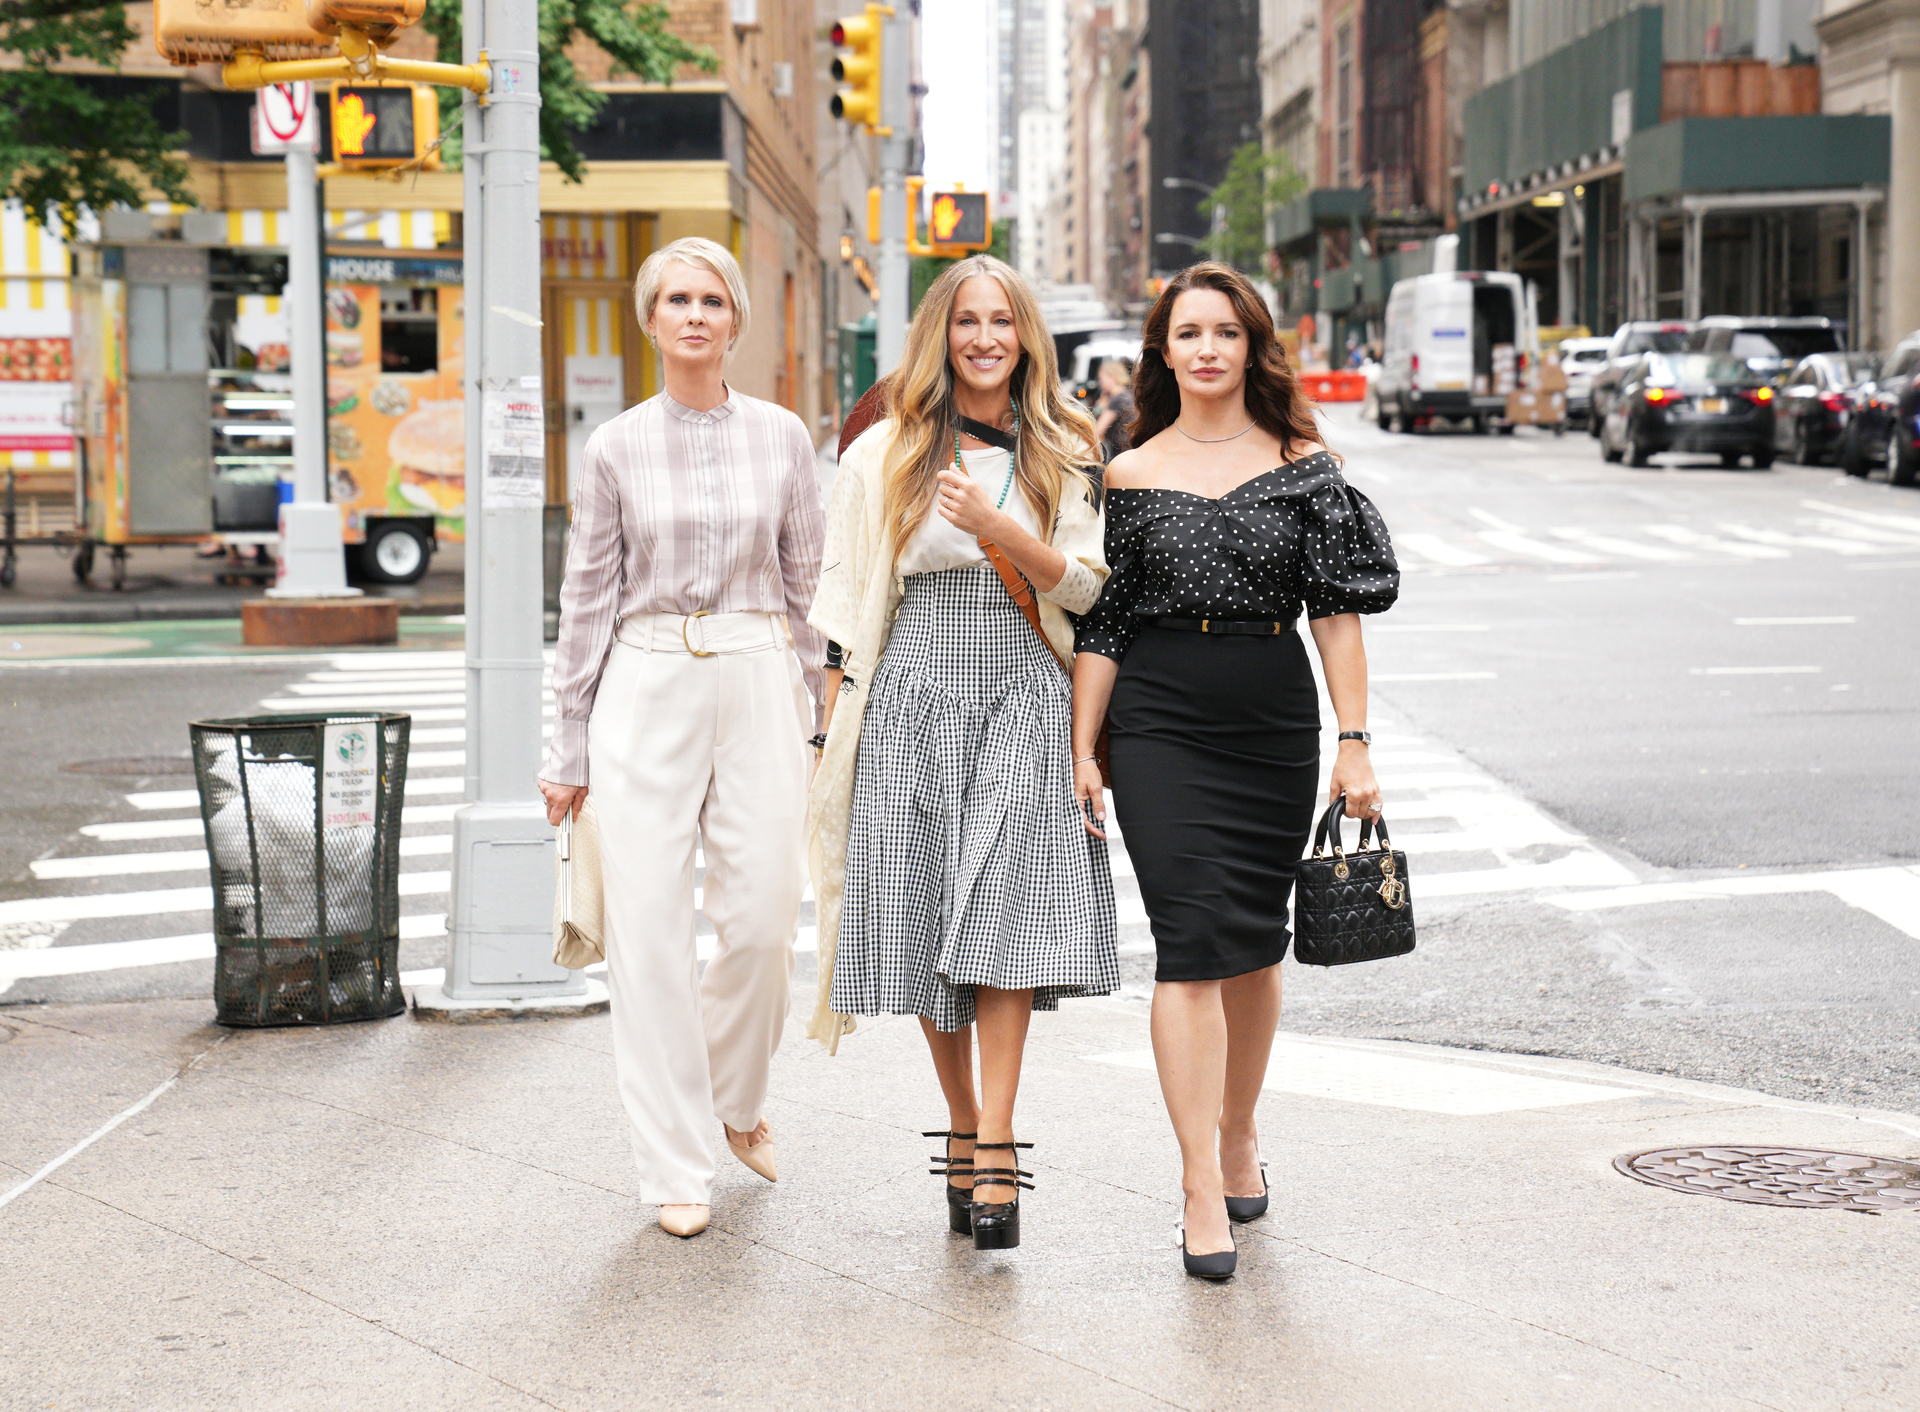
[{"left": 552, "top": 800, "right": 605, "bottom": 969}]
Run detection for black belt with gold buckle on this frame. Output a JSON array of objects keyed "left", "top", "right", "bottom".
[{"left": 1150, "top": 616, "right": 1298, "bottom": 636}]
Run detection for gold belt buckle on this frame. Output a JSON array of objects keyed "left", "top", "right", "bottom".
[
  {"left": 1200, "top": 619, "right": 1212, "bottom": 633},
  {"left": 682, "top": 609, "right": 715, "bottom": 657}
]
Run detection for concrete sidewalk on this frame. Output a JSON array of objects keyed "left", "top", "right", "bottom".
[{"left": 2, "top": 986, "right": 1916, "bottom": 1411}]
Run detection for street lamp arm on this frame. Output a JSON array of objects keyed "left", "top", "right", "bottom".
[
  {"left": 1161, "top": 177, "right": 1215, "bottom": 194},
  {"left": 1154, "top": 232, "right": 1204, "bottom": 247}
]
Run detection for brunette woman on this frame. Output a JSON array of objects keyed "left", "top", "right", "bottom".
[
  {"left": 538, "top": 237, "right": 824, "bottom": 1240},
  {"left": 1071, "top": 263, "right": 1398, "bottom": 1279},
  {"left": 807, "top": 255, "right": 1116, "bottom": 1250}
]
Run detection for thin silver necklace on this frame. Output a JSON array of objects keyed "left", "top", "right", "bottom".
[{"left": 1175, "top": 419, "right": 1256, "bottom": 443}]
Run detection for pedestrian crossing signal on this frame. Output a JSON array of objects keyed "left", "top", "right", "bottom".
[
  {"left": 929, "top": 191, "right": 989, "bottom": 250},
  {"left": 329, "top": 83, "right": 439, "bottom": 170}
]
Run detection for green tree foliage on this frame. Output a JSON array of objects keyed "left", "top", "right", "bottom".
[
  {"left": 1201, "top": 142, "right": 1307, "bottom": 273},
  {"left": 423, "top": 0, "right": 715, "bottom": 181},
  {"left": 0, "top": 0, "right": 193, "bottom": 229}
]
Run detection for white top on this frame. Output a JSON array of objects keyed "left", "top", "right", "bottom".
[{"left": 895, "top": 446, "right": 1100, "bottom": 610}]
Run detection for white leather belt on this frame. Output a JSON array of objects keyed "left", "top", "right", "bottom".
[{"left": 615, "top": 610, "right": 787, "bottom": 657}]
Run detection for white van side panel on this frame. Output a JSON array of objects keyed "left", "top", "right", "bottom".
[{"left": 1416, "top": 278, "right": 1475, "bottom": 391}]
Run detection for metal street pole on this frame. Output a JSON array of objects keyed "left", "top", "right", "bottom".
[
  {"left": 874, "top": 6, "right": 912, "bottom": 372},
  {"left": 425, "top": 0, "right": 588, "bottom": 1011},
  {"left": 268, "top": 143, "right": 358, "bottom": 599}
]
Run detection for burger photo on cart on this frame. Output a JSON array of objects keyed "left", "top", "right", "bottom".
[{"left": 388, "top": 399, "right": 465, "bottom": 535}]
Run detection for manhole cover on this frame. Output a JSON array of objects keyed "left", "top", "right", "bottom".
[
  {"left": 61, "top": 757, "right": 196, "bottom": 776},
  {"left": 1616, "top": 1147, "right": 1920, "bottom": 1213}
]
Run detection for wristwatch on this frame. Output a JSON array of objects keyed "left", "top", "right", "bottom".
[{"left": 1337, "top": 730, "right": 1372, "bottom": 745}]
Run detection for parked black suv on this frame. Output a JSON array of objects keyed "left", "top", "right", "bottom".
[
  {"left": 1588, "top": 321, "right": 1693, "bottom": 435},
  {"left": 1839, "top": 330, "right": 1920, "bottom": 486},
  {"left": 1683, "top": 316, "right": 1842, "bottom": 381}
]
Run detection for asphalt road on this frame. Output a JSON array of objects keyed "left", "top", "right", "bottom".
[{"left": 4, "top": 409, "right": 1917, "bottom": 1114}]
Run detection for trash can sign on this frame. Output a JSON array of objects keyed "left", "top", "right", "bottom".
[{"left": 321, "top": 723, "right": 378, "bottom": 830}]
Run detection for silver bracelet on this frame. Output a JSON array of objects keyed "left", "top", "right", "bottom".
[{"left": 1072, "top": 755, "right": 1098, "bottom": 764}]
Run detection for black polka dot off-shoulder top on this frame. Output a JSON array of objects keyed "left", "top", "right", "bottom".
[{"left": 1074, "top": 450, "right": 1399, "bottom": 661}]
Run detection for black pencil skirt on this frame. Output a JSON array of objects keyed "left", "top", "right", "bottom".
[{"left": 1107, "top": 624, "right": 1322, "bottom": 981}]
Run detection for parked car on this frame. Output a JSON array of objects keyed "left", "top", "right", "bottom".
[
  {"left": 1587, "top": 321, "right": 1694, "bottom": 435},
  {"left": 1773, "top": 352, "right": 1883, "bottom": 465},
  {"left": 1376, "top": 270, "right": 1539, "bottom": 434},
  {"left": 1597, "top": 352, "right": 1777, "bottom": 468},
  {"left": 1838, "top": 331, "right": 1920, "bottom": 486},
  {"left": 1060, "top": 333, "right": 1142, "bottom": 404},
  {"left": 1556, "top": 336, "right": 1612, "bottom": 427},
  {"left": 1683, "top": 316, "right": 1842, "bottom": 382}
]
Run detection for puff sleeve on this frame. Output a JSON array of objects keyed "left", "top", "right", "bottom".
[
  {"left": 1072, "top": 491, "right": 1145, "bottom": 661},
  {"left": 1296, "top": 478, "right": 1400, "bottom": 620}
]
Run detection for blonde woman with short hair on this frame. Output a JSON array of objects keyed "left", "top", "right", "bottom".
[
  {"left": 539, "top": 236, "right": 825, "bottom": 1240},
  {"left": 807, "top": 255, "right": 1118, "bottom": 1251}
]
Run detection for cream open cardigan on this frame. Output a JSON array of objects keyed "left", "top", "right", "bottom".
[{"left": 804, "top": 417, "right": 1110, "bottom": 1050}]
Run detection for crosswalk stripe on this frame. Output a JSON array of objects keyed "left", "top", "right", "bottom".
[
  {"left": 1550, "top": 528, "right": 1692, "bottom": 561},
  {"left": 1717, "top": 523, "right": 1876, "bottom": 556},
  {"left": 32, "top": 833, "right": 452, "bottom": 881},
  {"left": 1801, "top": 499, "right": 1920, "bottom": 535},
  {"left": 1476, "top": 529, "right": 1604, "bottom": 564},
  {"left": 124, "top": 774, "right": 466, "bottom": 811},
  {"left": 1396, "top": 533, "right": 1491, "bottom": 567},
  {"left": 80, "top": 801, "right": 465, "bottom": 842},
  {"left": 1642, "top": 524, "right": 1788, "bottom": 558},
  {"left": 0, "top": 912, "right": 453, "bottom": 982},
  {"left": 1804, "top": 518, "right": 1920, "bottom": 547},
  {"left": 0, "top": 870, "right": 453, "bottom": 926}
]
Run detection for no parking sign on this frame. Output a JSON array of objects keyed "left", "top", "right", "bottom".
[{"left": 251, "top": 82, "right": 317, "bottom": 155}]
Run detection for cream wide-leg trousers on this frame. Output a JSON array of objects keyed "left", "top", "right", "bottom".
[{"left": 589, "top": 610, "right": 811, "bottom": 1205}]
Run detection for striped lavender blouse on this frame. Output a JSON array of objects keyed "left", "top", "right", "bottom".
[{"left": 542, "top": 388, "right": 827, "bottom": 786}]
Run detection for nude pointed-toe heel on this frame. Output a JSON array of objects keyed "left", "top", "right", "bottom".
[
  {"left": 726, "top": 1130, "right": 778, "bottom": 1183},
  {"left": 659, "top": 1204, "right": 710, "bottom": 1238}
]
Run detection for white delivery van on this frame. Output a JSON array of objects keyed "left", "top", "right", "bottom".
[{"left": 1375, "top": 270, "right": 1539, "bottom": 434}]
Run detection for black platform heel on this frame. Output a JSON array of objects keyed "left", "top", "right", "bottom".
[
  {"left": 1179, "top": 1221, "right": 1237, "bottom": 1280},
  {"left": 1224, "top": 1162, "right": 1269, "bottom": 1224},
  {"left": 969, "top": 1140, "right": 1034, "bottom": 1250},
  {"left": 924, "top": 1130, "right": 977, "bottom": 1235}
]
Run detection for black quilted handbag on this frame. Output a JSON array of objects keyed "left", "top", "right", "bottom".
[{"left": 1293, "top": 793, "right": 1416, "bottom": 967}]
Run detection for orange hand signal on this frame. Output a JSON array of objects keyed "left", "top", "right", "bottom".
[
  {"left": 931, "top": 194, "right": 963, "bottom": 242},
  {"left": 335, "top": 92, "right": 378, "bottom": 156}
]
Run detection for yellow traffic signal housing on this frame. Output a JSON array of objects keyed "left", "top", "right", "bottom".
[
  {"left": 305, "top": 0, "right": 427, "bottom": 43},
  {"left": 154, "top": 0, "right": 334, "bottom": 64},
  {"left": 830, "top": 5, "right": 888, "bottom": 133},
  {"left": 329, "top": 83, "right": 440, "bottom": 170}
]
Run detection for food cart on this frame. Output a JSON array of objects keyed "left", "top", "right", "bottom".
[
  {"left": 320, "top": 249, "right": 464, "bottom": 582},
  {"left": 68, "top": 239, "right": 296, "bottom": 588}
]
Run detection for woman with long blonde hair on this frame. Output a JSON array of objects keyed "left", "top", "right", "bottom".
[{"left": 807, "top": 255, "right": 1118, "bottom": 1251}]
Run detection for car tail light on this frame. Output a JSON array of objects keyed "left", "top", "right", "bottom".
[
  {"left": 1745, "top": 387, "right": 1775, "bottom": 404},
  {"left": 1818, "top": 391, "right": 1850, "bottom": 412},
  {"left": 1410, "top": 353, "right": 1419, "bottom": 389},
  {"left": 1644, "top": 388, "right": 1673, "bottom": 405}
]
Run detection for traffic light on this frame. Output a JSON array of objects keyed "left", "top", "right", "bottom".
[
  {"left": 329, "top": 83, "right": 440, "bottom": 170},
  {"left": 830, "top": 5, "right": 887, "bottom": 132},
  {"left": 153, "top": 0, "right": 333, "bottom": 63},
  {"left": 929, "top": 191, "right": 990, "bottom": 250}
]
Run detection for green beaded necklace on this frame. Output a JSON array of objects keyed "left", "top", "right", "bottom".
[{"left": 953, "top": 402, "right": 1020, "bottom": 510}]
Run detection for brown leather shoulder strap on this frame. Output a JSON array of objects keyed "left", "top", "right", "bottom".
[{"left": 978, "top": 539, "right": 1069, "bottom": 675}]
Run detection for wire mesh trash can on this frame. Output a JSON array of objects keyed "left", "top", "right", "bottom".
[{"left": 188, "top": 712, "right": 411, "bottom": 1026}]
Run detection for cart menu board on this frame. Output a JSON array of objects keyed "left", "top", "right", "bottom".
[
  {"left": 324, "top": 256, "right": 466, "bottom": 543},
  {"left": 0, "top": 338, "right": 74, "bottom": 464}
]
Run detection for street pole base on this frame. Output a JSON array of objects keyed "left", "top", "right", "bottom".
[
  {"left": 242, "top": 597, "right": 399, "bottom": 646},
  {"left": 409, "top": 976, "right": 609, "bottom": 1022}
]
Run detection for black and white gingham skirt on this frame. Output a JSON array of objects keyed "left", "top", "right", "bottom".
[{"left": 832, "top": 564, "right": 1119, "bottom": 1031}]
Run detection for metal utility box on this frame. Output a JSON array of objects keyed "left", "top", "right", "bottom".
[{"left": 838, "top": 312, "right": 876, "bottom": 418}]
